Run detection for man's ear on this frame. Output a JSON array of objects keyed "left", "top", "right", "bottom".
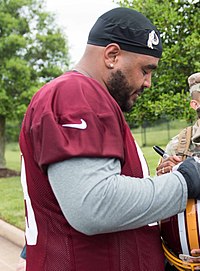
[
  {"left": 190, "top": 99, "right": 200, "bottom": 110},
  {"left": 104, "top": 43, "right": 121, "bottom": 69}
]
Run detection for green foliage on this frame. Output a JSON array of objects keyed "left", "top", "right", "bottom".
[
  {"left": 0, "top": 0, "right": 70, "bottom": 166},
  {"left": 126, "top": 90, "right": 196, "bottom": 125},
  {"left": 5, "top": 142, "right": 21, "bottom": 171},
  {"left": 115, "top": 0, "right": 200, "bottom": 124},
  {"left": 0, "top": 0, "right": 70, "bottom": 120},
  {"left": 5, "top": 121, "right": 21, "bottom": 142}
]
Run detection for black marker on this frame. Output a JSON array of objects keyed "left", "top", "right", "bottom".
[{"left": 153, "top": 145, "right": 169, "bottom": 159}]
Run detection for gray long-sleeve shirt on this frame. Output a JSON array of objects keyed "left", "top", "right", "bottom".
[{"left": 48, "top": 157, "right": 187, "bottom": 235}]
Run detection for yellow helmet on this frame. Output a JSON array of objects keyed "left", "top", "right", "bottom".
[{"left": 160, "top": 199, "right": 200, "bottom": 271}]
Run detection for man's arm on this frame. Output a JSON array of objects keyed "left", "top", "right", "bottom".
[{"left": 48, "top": 157, "right": 187, "bottom": 235}]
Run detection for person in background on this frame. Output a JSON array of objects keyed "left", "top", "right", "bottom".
[
  {"left": 19, "top": 7, "right": 200, "bottom": 271},
  {"left": 165, "top": 72, "right": 200, "bottom": 158},
  {"left": 157, "top": 72, "right": 200, "bottom": 271}
]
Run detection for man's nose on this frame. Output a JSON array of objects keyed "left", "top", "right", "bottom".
[{"left": 144, "top": 73, "right": 152, "bottom": 88}]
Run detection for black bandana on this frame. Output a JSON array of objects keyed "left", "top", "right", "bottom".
[{"left": 87, "top": 7, "right": 162, "bottom": 58}]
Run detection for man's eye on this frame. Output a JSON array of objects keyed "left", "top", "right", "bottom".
[{"left": 142, "top": 69, "right": 147, "bottom": 75}]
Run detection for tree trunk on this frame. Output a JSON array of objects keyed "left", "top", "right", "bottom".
[{"left": 0, "top": 115, "right": 6, "bottom": 169}]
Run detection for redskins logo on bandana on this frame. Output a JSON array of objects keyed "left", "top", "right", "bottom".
[{"left": 147, "top": 30, "right": 160, "bottom": 49}]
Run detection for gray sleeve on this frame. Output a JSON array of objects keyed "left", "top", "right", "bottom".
[{"left": 48, "top": 157, "right": 187, "bottom": 235}]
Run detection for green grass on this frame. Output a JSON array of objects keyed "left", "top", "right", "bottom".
[
  {"left": 0, "top": 176, "right": 24, "bottom": 230},
  {"left": 132, "top": 119, "right": 188, "bottom": 174},
  {"left": 0, "top": 120, "right": 189, "bottom": 229},
  {"left": 0, "top": 143, "right": 24, "bottom": 229},
  {"left": 5, "top": 142, "right": 21, "bottom": 171}
]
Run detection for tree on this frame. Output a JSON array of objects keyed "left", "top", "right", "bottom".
[
  {"left": 0, "top": 0, "right": 70, "bottom": 169},
  {"left": 115, "top": 0, "right": 200, "bottom": 126}
]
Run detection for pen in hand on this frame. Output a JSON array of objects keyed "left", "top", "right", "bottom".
[{"left": 153, "top": 145, "right": 169, "bottom": 159}]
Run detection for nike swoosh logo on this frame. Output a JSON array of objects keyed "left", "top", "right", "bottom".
[{"left": 62, "top": 119, "right": 87, "bottom": 129}]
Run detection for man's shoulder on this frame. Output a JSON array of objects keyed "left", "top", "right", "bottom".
[
  {"left": 165, "top": 135, "right": 180, "bottom": 156},
  {"left": 166, "top": 124, "right": 195, "bottom": 156}
]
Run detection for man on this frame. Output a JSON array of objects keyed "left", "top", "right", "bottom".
[
  {"left": 157, "top": 72, "right": 200, "bottom": 271},
  {"left": 165, "top": 72, "right": 200, "bottom": 158},
  {"left": 19, "top": 7, "right": 200, "bottom": 271}
]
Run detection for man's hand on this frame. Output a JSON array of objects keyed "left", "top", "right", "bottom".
[
  {"left": 177, "top": 157, "right": 200, "bottom": 200},
  {"left": 180, "top": 249, "right": 200, "bottom": 270},
  {"left": 156, "top": 155, "right": 182, "bottom": 176},
  {"left": 191, "top": 249, "right": 200, "bottom": 257}
]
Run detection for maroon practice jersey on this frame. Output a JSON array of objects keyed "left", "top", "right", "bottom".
[{"left": 20, "top": 72, "right": 164, "bottom": 270}]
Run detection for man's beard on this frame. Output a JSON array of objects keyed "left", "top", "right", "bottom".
[{"left": 106, "top": 70, "right": 135, "bottom": 112}]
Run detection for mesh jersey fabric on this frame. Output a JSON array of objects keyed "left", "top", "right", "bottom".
[{"left": 20, "top": 71, "right": 165, "bottom": 271}]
